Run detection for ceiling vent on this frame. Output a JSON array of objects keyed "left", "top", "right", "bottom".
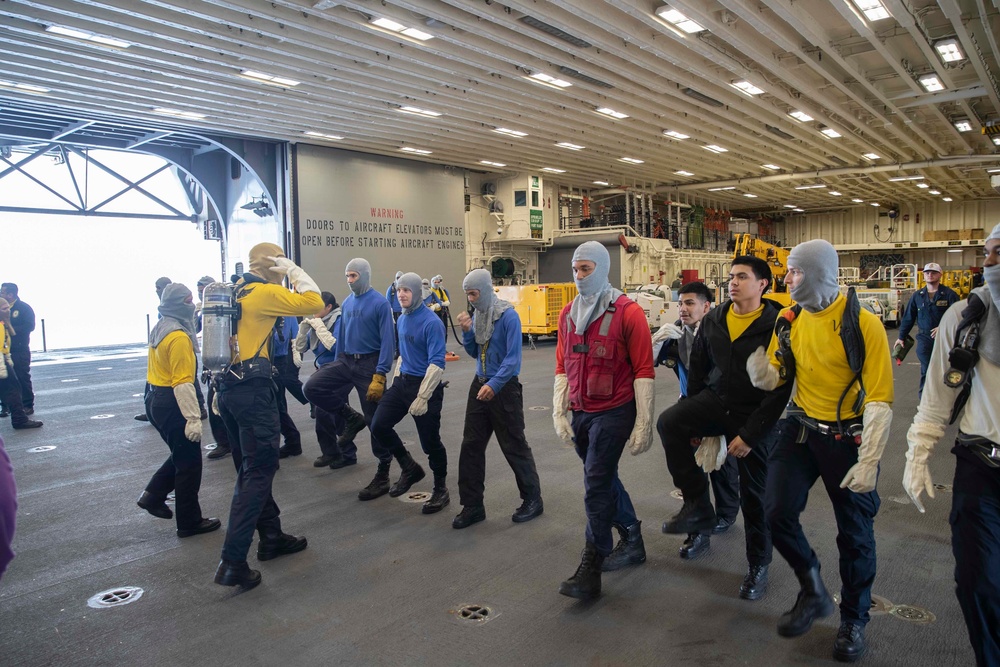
[
  {"left": 682, "top": 87, "right": 723, "bottom": 107},
  {"left": 519, "top": 16, "right": 592, "bottom": 48},
  {"left": 765, "top": 124, "right": 794, "bottom": 140},
  {"left": 558, "top": 66, "right": 613, "bottom": 89}
]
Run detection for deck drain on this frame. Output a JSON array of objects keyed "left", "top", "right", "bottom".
[
  {"left": 932, "top": 484, "right": 953, "bottom": 493},
  {"left": 27, "top": 446, "right": 57, "bottom": 453},
  {"left": 453, "top": 603, "right": 495, "bottom": 625},
  {"left": 528, "top": 406, "right": 550, "bottom": 411},
  {"left": 891, "top": 605, "right": 935, "bottom": 624},
  {"left": 87, "top": 586, "right": 144, "bottom": 609},
  {"left": 204, "top": 443, "right": 218, "bottom": 451},
  {"left": 90, "top": 414, "right": 115, "bottom": 420},
  {"left": 400, "top": 491, "right": 431, "bottom": 503},
  {"left": 670, "top": 489, "right": 684, "bottom": 500}
]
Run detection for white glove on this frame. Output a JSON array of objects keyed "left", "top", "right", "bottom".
[
  {"left": 3, "top": 353, "right": 11, "bottom": 367},
  {"left": 391, "top": 356, "right": 403, "bottom": 382},
  {"left": 695, "top": 435, "right": 728, "bottom": 472},
  {"left": 292, "top": 349, "right": 303, "bottom": 368},
  {"left": 212, "top": 392, "right": 220, "bottom": 416},
  {"left": 903, "top": 420, "right": 945, "bottom": 512},
  {"left": 267, "top": 256, "right": 321, "bottom": 295},
  {"left": 553, "top": 373, "right": 574, "bottom": 443},
  {"left": 626, "top": 378, "right": 655, "bottom": 455},
  {"left": 173, "top": 382, "right": 202, "bottom": 442},
  {"left": 0, "top": 357, "right": 6, "bottom": 379},
  {"left": 430, "top": 302, "right": 442, "bottom": 312},
  {"left": 747, "top": 346, "right": 780, "bottom": 391},
  {"left": 840, "top": 401, "right": 892, "bottom": 493},
  {"left": 651, "top": 322, "right": 683, "bottom": 345},
  {"left": 311, "top": 318, "right": 336, "bottom": 350},
  {"left": 893, "top": 339, "right": 904, "bottom": 349},
  {"left": 409, "top": 364, "right": 444, "bottom": 416},
  {"left": 442, "top": 300, "right": 450, "bottom": 307}
]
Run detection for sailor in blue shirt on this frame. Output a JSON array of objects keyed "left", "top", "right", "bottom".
[
  {"left": 369, "top": 273, "right": 450, "bottom": 515},
  {"left": 896, "top": 262, "right": 961, "bottom": 396},
  {"left": 452, "top": 269, "right": 543, "bottom": 530},
  {"left": 303, "top": 258, "right": 396, "bottom": 500},
  {"left": 422, "top": 278, "right": 444, "bottom": 313}
]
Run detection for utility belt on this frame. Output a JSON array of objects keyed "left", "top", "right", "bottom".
[
  {"left": 787, "top": 403, "right": 863, "bottom": 445},
  {"left": 476, "top": 374, "right": 518, "bottom": 384},
  {"left": 344, "top": 352, "right": 379, "bottom": 361},
  {"left": 219, "top": 357, "right": 273, "bottom": 389},
  {"left": 957, "top": 432, "right": 1000, "bottom": 469}
]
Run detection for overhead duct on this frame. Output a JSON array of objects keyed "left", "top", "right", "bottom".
[
  {"left": 557, "top": 66, "right": 614, "bottom": 89},
  {"left": 765, "top": 124, "right": 795, "bottom": 140},
  {"left": 682, "top": 87, "right": 724, "bottom": 107},
  {"left": 519, "top": 16, "right": 592, "bottom": 48}
]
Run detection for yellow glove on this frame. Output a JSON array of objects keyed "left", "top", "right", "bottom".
[{"left": 366, "top": 373, "right": 386, "bottom": 402}]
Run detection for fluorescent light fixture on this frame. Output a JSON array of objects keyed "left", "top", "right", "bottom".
[
  {"left": 541, "top": 167, "right": 566, "bottom": 173},
  {"left": 743, "top": 193, "right": 758, "bottom": 198},
  {"left": 241, "top": 70, "right": 301, "bottom": 87},
  {"left": 618, "top": 157, "right": 644, "bottom": 164},
  {"left": 929, "top": 189, "right": 941, "bottom": 195},
  {"left": 794, "top": 184, "right": 827, "bottom": 190},
  {"left": 888, "top": 175, "right": 925, "bottom": 181},
  {"left": 399, "top": 147, "right": 432, "bottom": 155},
  {"left": 862, "top": 153, "right": 881, "bottom": 160},
  {"left": 152, "top": 107, "right": 206, "bottom": 119},
  {"left": 397, "top": 105, "right": 442, "bottom": 117},
  {"left": 595, "top": 107, "right": 629, "bottom": 119},
  {"left": 918, "top": 74, "right": 945, "bottom": 92},
  {"left": 851, "top": 0, "right": 891, "bottom": 21},
  {"left": 829, "top": 191, "right": 843, "bottom": 196},
  {"left": 783, "top": 204, "right": 797, "bottom": 209},
  {"left": 663, "top": 130, "right": 690, "bottom": 140},
  {"left": 708, "top": 186, "right": 736, "bottom": 191},
  {"left": 304, "top": 131, "right": 343, "bottom": 140},
  {"left": 788, "top": 110, "right": 814, "bottom": 122},
  {"left": 852, "top": 198, "right": 864, "bottom": 203},
  {"left": 730, "top": 81, "right": 765, "bottom": 96},
  {"left": 370, "top": 17, "right": 433, "bottom": 40},
  {"left": 948, "top": 249, "right": 963, "bottom": 253},
  {"left": 793, "top": 208, "right": 805, "bottom": 212},
  {"left": 527, "top": 72, "right": 573, "bottom": 88},
  {"left": 492, "top": 127, "right": 528, "bottom": 137},
  {"left": 934, "top": 38, "right": 965, "bottom": 63},
  {"left": 479, "top": 160, "right": 507, "bottom": 167},
  {"left": 703, "top": 144, "right": 728, "bottom": 153},
  {"left": 820, "top": 128, "right": 842, "bottom": 138},
  {"left": 674, "top": 170, "right": 694, "bottom": 176},
  {"left": 46, "top": 24, "right": 130, "bottom": 48},
  {"left": 592, "top": 181, "right": 610, "bottom": 186},
  {"left": 943, "top": 197, "right": 953, "bottom": 201},
  {"left": 401, "top": 28, "right": 433, "bottom": 40},
  {"left": 870, "top": 202, "right": 880, "bottom": 207},
  {"left": 993, "top": 136, "right": 1000, "bottom": 146},
  {"left": 655, "top": 7, "right": 706, "bottom": 33},
  {"left": 555, "top": 142, "right": 585, "bottom": 150},
  {"left": 916, "top": 183, "right": 930, "bottom": 189},
  {"left": 954, "top": 120, "right": 973, "bottom": 132},
  {"left": 762, "top": 164, "right": 781, "bottom": 170},
  {"left": 987, "top": 169, "right": 1000, "bottom": 173},
  {"left": 0, "top": 80, "right": 50, "bottom": 93}
]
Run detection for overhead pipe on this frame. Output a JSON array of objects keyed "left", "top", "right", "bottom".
[{"left": 668, "top": 155, "right": 1000, "bottom": 192}]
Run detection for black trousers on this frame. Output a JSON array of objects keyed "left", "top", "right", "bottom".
[
  {"left": 272, "top": 361, "right": 301, "bottom": 448},
  {"left": 710, "top": 455, "right": 740, "bottom": 526},
  {"left": 205, "top": 381, "right": 230, "bottom": 448},
  {"left": 218, "top": 378, "right": 283, "bottom": 563},
  {"left": 457, "top": 377, "right": 540, "bottom": 507},
  {"left": 951, "top": 444, "right": 1000, "bottom": 666},
  {"left": 766, "top": 417, "right": 879, "bottom": 625},
  {"left": 275, "top": 353, "right": 308, "bottom": 405},
  {"left": 370, "top": 373, "right": 447, "bottom": 477},
  {"left": 144, "top": 386, "right": 205, "bottom": 530},
  {"left": 915, "top": 333, "right": 934, "bottom": 398},
  {"left": 0, "top": 362, "right": 30, "bottom": 426},
  {"left": 315, "top": 405, "right": 348, "bottom": 459},
  {"left": 9, "top": 346, "right": 32, "bottom": 409},
  {"left": 304, "top": 354, "right": 389, "bottom": 464},
  {"left": 658, "top": 391, "right": 773, "bottom": 566}
]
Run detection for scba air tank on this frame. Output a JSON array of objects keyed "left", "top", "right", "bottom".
[{"left": 201, "top": 282, "right": 238, "bottom": 373}]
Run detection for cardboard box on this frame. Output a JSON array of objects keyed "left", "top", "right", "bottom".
[
  {"left": 923, "top": 230, "right": 937, "bottom": 241},
  {"left": 957, "top": 228, "right": 985, "bottom": 240}
]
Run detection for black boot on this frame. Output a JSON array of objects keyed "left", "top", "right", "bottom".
[
  {"left": 137, "top": 491, "right": 172, "bottom": 520},
  {"left": 256, "top": 527, "right": 308, "bottom": 561},
  {"left": 279, "top": 444, "right": 302, "bottom": 459},
  {"left": 777, "top": 565, "right": 836, "bottom": 637},
  {"left": 740, "top": 564, "right": 769, "bottom": 600},
  {"left": 662, "top": 490, "right": 716, "bottom": 534},
  {"left": 833, "top": 621, "right": 866, "bottom": 662},
  {"left": 207, "top": 445, "right": 231, "bottom": 460},
  {"left": 358, "top": 462, "right": 391, "bottom": 501},
  {"left": 602, "top": 521, "right": 646, "bottom": 571},
  {"left": 679, "top": 533, "right": 711, "bottom": 560},
  {"left": 389, "top": 451, "right": 426, "bottom": 497},
  {"left": 559, "top": 542, "right": 604, "bottom": 600},
  {"left": 422, "top": 476, "right": 450, "bottom": 514},
  {"left": 214, "top": 560, "right": 261, "bottom": 589},
  {"left": 177, "top": 517, "right": 222, "bottom": 538},
  {"left": 453, "top": 505, "right": 486, "bottom": 529},
  {"left": 338, "top": 404, "right": 367, "bottom": 446}
]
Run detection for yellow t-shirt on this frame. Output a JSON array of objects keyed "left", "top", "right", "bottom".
[
  {"left": 147, "top": 330, "right": 196, "bottom": 388},
  {"left": 232, "top": 282, "right": 323, "bottom": 363},
  {"left": 1, "top": 324, "right": 9, "bottom": 355},
  {"left": 727, "top": 303, "right": 765, "bottom": 342},
  {"left": 766, "top": 293, "right": 894, "bottom": 420}
]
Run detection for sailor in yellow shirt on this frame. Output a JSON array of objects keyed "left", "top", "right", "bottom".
[
  {"left": 747, "top": 239, "right": 893, "bottom": 663},
  {"left": 0, "top": 298, "right": 41, "bottom": 429},
  {"left": 137, "top": 283, "right": 220, "bottom": 538},
  {"left": 214, "top": 242, "right": 323, "bottom": 591}
]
